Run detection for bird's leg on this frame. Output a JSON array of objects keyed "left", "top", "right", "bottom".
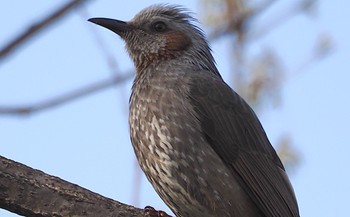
[{"left": 144, "top": 206, "right": 172, "bottom": 217}]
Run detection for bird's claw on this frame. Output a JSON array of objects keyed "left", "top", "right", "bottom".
[{"left": 144, "top": 206, "right": 172, "bottom": 217}]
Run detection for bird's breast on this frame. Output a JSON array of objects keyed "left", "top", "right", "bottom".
[
  {"left": 129, "top": 80, "right": 179, "bottom": 172},
  {"left": 128, "top": 80, "right": 252, "bottom": 217}
]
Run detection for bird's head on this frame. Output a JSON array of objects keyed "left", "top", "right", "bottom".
[{"left": 89, "top": 4, "right": 219, "bottom": 74}]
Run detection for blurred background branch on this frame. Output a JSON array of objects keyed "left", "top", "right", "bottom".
[
  {"left": 0, "top": 72, "right": 133, "bottom": 116},
  {"left": 0, "top": 0, "right": 89, "bottom": 63}
]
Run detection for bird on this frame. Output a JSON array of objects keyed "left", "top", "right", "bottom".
[{"left": 89, "top": 4, "right": 300, "bottom": 217}]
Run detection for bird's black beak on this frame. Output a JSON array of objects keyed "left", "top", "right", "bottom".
[{"left": 88, "top": 18, "right": 133, "bottom": 36}]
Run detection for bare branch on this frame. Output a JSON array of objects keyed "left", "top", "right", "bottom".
[
  {"left": 0, "top": 72, "right": 133, "bottom": 116},
  {"left": 81, "top": 9, "right": 130, "bottom": 114},
  {"left": 0, "top": 155, "right": 144, "bottom": 217},
  {"left": 0, "top": 0, "right": 90, "bottom": 62},
  {"left": 247, "top": 0, "right": 318, "bottom": 41},
  {"left": 207, "top": 0, "right": 277, "bottom": 41}
]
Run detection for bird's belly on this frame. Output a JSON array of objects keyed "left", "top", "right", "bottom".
[
  {"left": 130, "top": 117, "right": 262, "bottom": 217},
  {"left": 129, "top": 91, "right": 263, "bottom": 216}
]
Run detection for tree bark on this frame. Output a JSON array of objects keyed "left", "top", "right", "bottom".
[{"left": 0, "top": 155, "right": 144, "bottom": 217}]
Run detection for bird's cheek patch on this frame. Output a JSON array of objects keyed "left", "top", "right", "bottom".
[{"left": 164, "top": 31, "right": 192, "bottom": 52}]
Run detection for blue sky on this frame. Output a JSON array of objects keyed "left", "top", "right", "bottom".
[{"left": 1, "top": 1, "right": 349, "bottom": 216}]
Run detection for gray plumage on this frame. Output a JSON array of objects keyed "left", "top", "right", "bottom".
[{"left": 89, "top": 4, "right": 300, "bottom": 217}]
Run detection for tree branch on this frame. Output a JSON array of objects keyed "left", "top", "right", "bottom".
[
  {"left": 207, "top": 0, "right": 277, "bottom": 41},
  {"left": 0, "top": 72, "right": 133, "bottom": 116},
  {"left": 247, "top": 0, "right": 317, "bottom": 41},
  {"left": 0, "top": 155, "right": 144, "bottom": 217},
  {"left": 0, "top": 0, "right": 90, "bottom": 62}
]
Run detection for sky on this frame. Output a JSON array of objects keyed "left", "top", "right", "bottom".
[{"left": 1, "top": 0, "right": 349, "bottom": 216}]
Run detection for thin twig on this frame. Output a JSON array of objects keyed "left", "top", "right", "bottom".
[
  {"left": 81, "top": 9, "right": 130, "bottom": 114},
  {"left": 0, "top": 0, "right": 89, "bottom": 62},
  {"left": 0, "top": 72, "right": 134, "bottom": 116},
  {"left": 247, "top": 0, "right": 317, "bottom": 41},
  {"left": 208, "top": 0, "right": 277, "bottom": 41}
]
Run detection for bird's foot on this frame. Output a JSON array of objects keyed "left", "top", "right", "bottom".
[{"left": 144, "top": 206, "right": 172, "bottom": 217}]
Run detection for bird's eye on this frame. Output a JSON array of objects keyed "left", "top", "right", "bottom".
[{"left": 153, "top": 21, "right": 167, "bottom": 32}]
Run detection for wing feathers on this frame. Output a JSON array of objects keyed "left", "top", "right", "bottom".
[{"left": 188, "top": 72, "right": 299, "bottom": 217}]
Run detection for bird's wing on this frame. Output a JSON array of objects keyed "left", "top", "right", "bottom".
[{"left": 187, "top": 72, "right": 299, "bottom": 217}]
